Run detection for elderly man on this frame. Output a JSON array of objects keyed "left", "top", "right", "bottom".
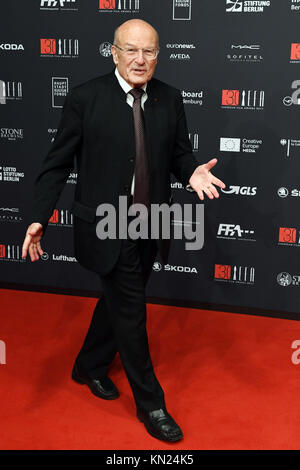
[{"left": 22, "top": 19, "right": 225, "bottom": 442}]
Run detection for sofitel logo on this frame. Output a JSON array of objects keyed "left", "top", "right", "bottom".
[
  {"left": 40, "top": 38, "right": 79, "bottom": 57},
  {"left": 0, "top": 207, "right": 22, "bottom": 223},
  {"left": 227, "top": 44, "right": 263, "bottom": 62},
  {"left": 99, "top": 0, "right": 140, "bottom": 13},
  {"left": 214, "top": 264, "right": 255, "bottom": 284},
  {"left": 52, "top": 77, "right": 68, "bottom": 108},
  {"left": 222, "top": 89, "right": 264, "bottom": 109},
  {"left": 172, "top": 0, "right": 192, "bottom": 20}
]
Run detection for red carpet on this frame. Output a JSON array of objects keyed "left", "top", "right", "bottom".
[{"left": 0, "top": 287, "right": 300, "bottom": 450}]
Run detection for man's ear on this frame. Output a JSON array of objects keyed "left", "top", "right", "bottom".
[{"left": 111, "top": 46, "right": 118, "bottom": 65}]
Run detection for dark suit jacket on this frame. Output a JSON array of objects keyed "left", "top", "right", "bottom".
[{"left": 31, "top": 70, "right": 199, "bottom": 275}]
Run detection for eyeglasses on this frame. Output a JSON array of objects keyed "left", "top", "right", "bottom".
[{"left": 114, "top": 44, "right": 159, "bottom": 60}]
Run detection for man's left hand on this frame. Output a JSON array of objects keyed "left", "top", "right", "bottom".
[{"left": 189, "top": 158, "right": 226, "bottom": 200}]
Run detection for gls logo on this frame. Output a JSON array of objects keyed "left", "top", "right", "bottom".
[
  {"left": 0, "top": 44, "right": 24, "bottom": 51},
  {"left": 221, "top": 186, "right": 257, "bottom": 196}
]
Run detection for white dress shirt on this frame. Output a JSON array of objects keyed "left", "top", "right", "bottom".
[{"left": 114, "top": 67, "right": 148, "bottom": 195}]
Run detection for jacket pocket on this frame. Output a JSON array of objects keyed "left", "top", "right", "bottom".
[{"left": 72, "top": 200, "right": 96, "bottom": 223}]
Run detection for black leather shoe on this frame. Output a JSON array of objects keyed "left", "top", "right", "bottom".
[
  {"left": 71, "top": 363, "right": 119, "bottom": 400},
  {"left": 137, "top": 408, "right": 183, "bottom": 442}
]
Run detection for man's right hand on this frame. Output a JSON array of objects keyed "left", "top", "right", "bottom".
[{"left": 22, "top": 223, "right": 44, "bottom": 262}]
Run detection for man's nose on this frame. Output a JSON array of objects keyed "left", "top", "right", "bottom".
[{"left": 135, "top": 50, "right": 145, "bottom": 64}]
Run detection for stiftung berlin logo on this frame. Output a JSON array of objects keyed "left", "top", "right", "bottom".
[
  {"left": 226, "top": 1, "right": 271, "bottom": 13},
  {"left": 0, "top": 166, "right": 25, "bottom": 183}
]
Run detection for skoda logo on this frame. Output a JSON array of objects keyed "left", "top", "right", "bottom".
[
  {"left": 278, "top": 187, "right": 289, "bottom": 198},
  {"left": 152, "top": 262, "right": 162, "bottom": 272}
]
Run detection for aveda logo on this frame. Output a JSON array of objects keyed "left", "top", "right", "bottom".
[{"left": 0, "top": 44, "right": 24, "bottom": 51}]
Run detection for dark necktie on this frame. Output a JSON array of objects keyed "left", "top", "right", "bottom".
[{"left": 128, "top": 88, "right": 149, "bottom": 209}]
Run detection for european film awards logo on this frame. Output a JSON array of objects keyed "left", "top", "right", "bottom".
[
  {"left": 40, "top": 38, "right": 79, "bottom": 57},
  {"left": 0, "top": 80, "right": 22, "bottom": 104},
  {"left": 278, "top": 227, "right": 299, "bottom": 246},
  {"left": 290, "top": 43, "right": 300, "bottom": 62},
  {"left": 215, "top": 264, "right": 255, "bottom": 284},
  {"left": 99, "top": 0, "right": 140, "bottom": 13},
  {"left": 172, "top": 0, "right": 192, "bottom": 20},
  {"left": 222, "top": 89, "right": 264, "bottom": 110}
]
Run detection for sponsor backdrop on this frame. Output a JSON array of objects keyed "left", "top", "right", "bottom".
[{"left": 1, "top": 0, "right": 300, "bottom": 316}]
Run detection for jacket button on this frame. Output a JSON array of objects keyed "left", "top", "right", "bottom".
[
  {"left": 124, "top": 185, "right": 130, "bottom": 192},
  {"left": 128, "top": 156, "right": 134, "bottom": 162}
]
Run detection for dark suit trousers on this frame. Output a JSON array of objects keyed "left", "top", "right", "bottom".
[{"left": 75, "top": 223, "right": 166, "bottom": 412}]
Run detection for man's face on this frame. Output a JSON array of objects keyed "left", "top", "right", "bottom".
[{"left": 111, "top": 24, "right": 158, "bottom": 88}]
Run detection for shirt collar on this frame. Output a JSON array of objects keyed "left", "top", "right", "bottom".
[{"left": 115, "top": 67, "right": 147, "bottom": 95}]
